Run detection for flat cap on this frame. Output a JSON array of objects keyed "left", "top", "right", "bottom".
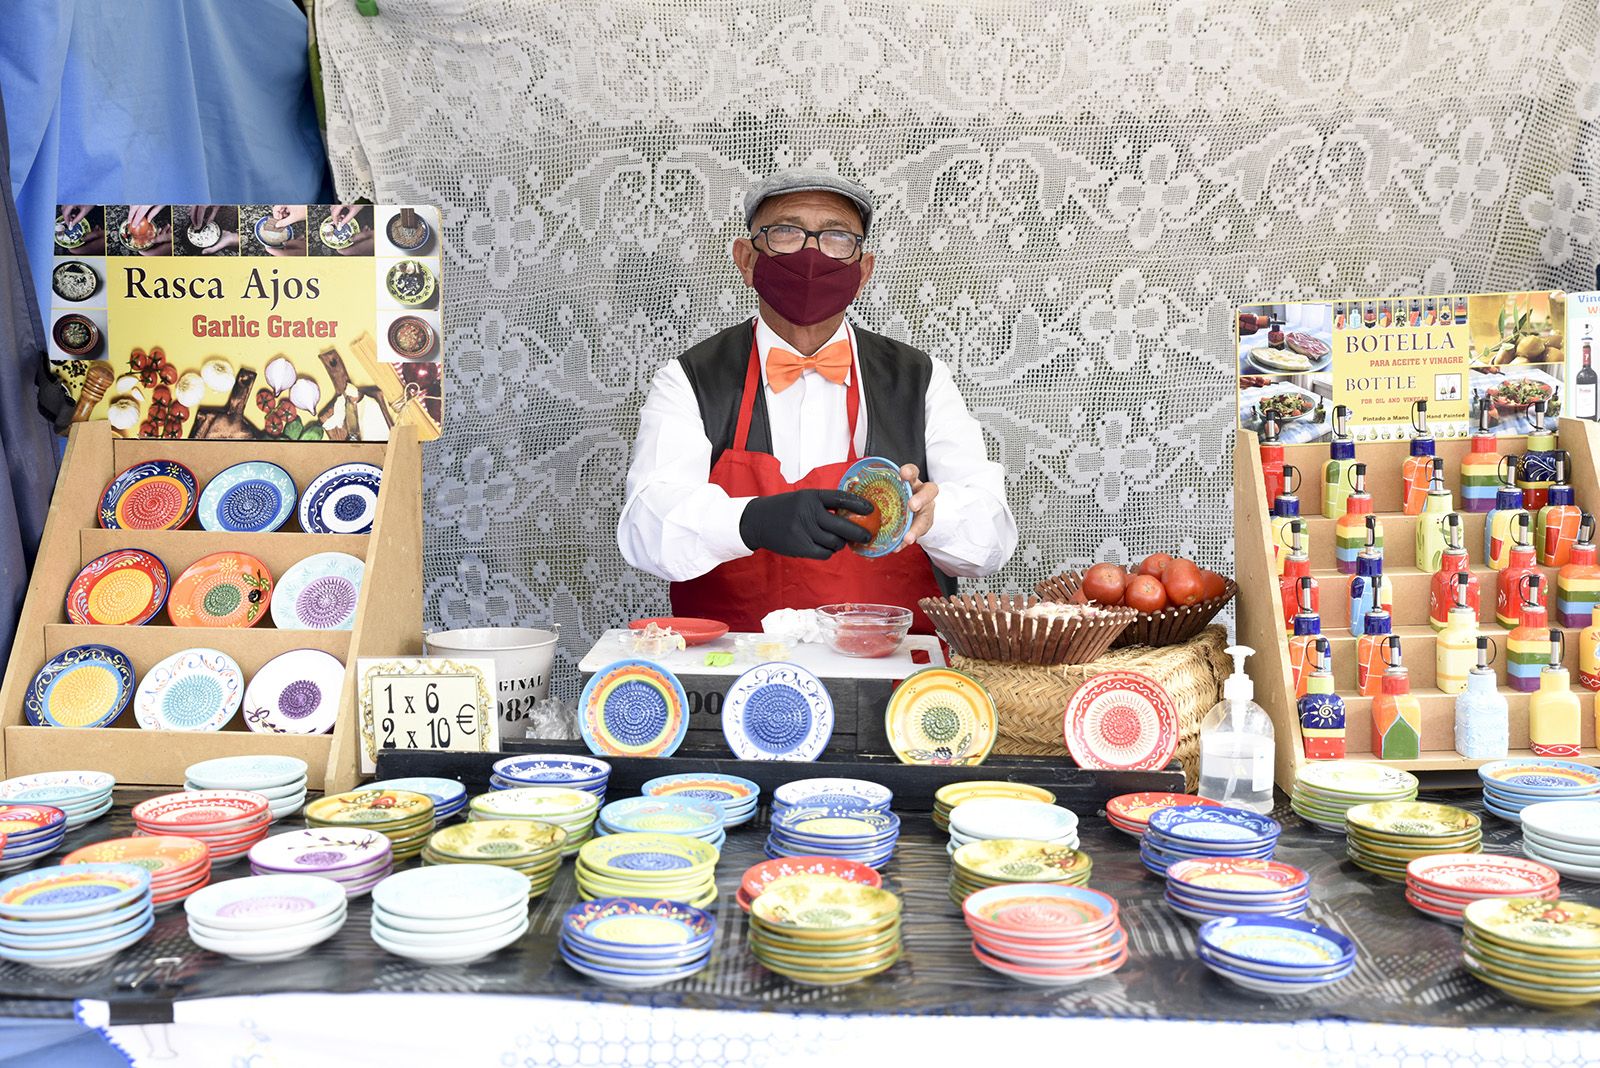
[{"left": 744, "top": 168, "right": 874, "bottom": 234}]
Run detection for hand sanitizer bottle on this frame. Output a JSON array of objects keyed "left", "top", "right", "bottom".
[{"left": 1198, "top": 645, "right": 1275, "bottom": 814}]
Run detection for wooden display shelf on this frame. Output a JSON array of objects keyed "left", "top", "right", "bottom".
[
  {"left": 0, "top": 421, "right": 424, "bottom": 792},
  {"left": 1236, "top": 419, "right": 1600, "bottom": 790}
]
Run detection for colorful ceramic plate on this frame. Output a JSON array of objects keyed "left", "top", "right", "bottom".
[
  {"left": 0, "top": 863, "right": 150, "bottom": 919},
  {"left": 963, "top": 883, "right": 1116, "bottom": 937},
  {"left": 1167, "top": 858, "right": 1309, "bottom": 895},
  {"left": 168, "top": 551, "right": 274, "bottom": 628},
  {"left": 1479, "top": 760, "right": 1600, "bottom": 794},
  {"left": 270, "top": 552, "right": 365, "bottom": 630},
  {"left": 185, "top": 755, "right": 308, "bottom": 792},
  {"left": 1345, "top": 801, "right": 1481, "bottom": 838},
  {"left": 562, "top": 898, "right": 714, "bottom": 949},
  {"left": 953, "top": 839, "right": 1092, "bottom": 883},
  {"left": 578, "top": 833, "right": 719, "bottom": 878},
  {"left": 240, "top": 649, "right": 345, "bottom": 735},
  {"left": 884, "top": 668, "right": 995, "bottom": 766},
  {"left": 249, "top": 828, "right": 392, "bottom": 874},
  {"left": 1199, "top": 916, "right": 1356, "bottom": 969},
  {"left": 132, "top": 790, "right": 269, "bottom": 828},
  {"left": 65, "top": 549, "right": 169, "bottom": 626},
  {"left": 1063, "top": 671, "right": 1179, "bottom": 772},
  {"left": 1106, "top": 792, "right": 1218, "bottom": 827},
  {"left": 1296, "top": 761, "right": 1420, "bottom": 798},
  {"left": 298, "top": 462, "right": 382, "bottom": 535},
  {"left": 493, "top": 754, "right": 611, "bottom": 786},
  {"left": 740, "top": 857, "right": 882, "bottom": 902},
  {"left": 1464, "top": 898, "right": 1600, "bottom": 953},
  {"left": 99, "top": 460, "right": 198, "bottom": 530},
  {"left": 62, "top": 835, "right": 209, "bottom": 877},
  {"left": 641, "top": 773, "right": 759, "bottom": 808},
  {"left": 600, "top": 797, "right": 723, "bottom": 836},
  {"left": 132, "top": 648, "right": 244, "bottom": 732},
  {"left": 471, "top": 786, "right": 598, "bottom": 820},
  {"left": 627, "top": 617, "right": 728, "bottom": 646},
  {"left": 184, "top": 873, "right": 345, "bottom": 932},
  {"left": 429, "top": 819, "right": 566, "bottom": 860},
  {"left": 0, "top": 771, "right": 114, "bottom": 807},
  {"left": 198, "top": 461, "right": 296, "bottom": 533},
  {"left": 24, "top": 645, "right": 135, "bottom": 729},
  {"left": 837, "top": 456, "right": 911, "bottom": 557},
  {"left": 1147, "top": 806, "right": 1281, "bottom": 845},
  {"left": 722, "top": 663, "right": 834, "bottom": 762},
  {"left": 751, "top": 873, "right": 901, "bottom": 930},
  {"left": 579, "top": 659, "right": 689, "bottom": 758},
  {"left": 773, "top": 778, "right": 891, "bottom": 812},
  {"left": 935, "top": 781, "right": 1055, "bottom": 808},
  {"left": 305, "top": 789, "right": 434, "bottom": 827}
]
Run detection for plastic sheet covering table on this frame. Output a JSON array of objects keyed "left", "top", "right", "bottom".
[{"left": 0, "top": 788, "right": 1597, "bottom": 1030}]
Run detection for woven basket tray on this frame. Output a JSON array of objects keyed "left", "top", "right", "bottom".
[
  {"left": 1034, "top": 571, "right": 1237, "bottom": 648},
  {"left": 950, "top": 626, "right": 1231, "bottom": 790},
  {"left": 919, "top": 593, "right": 1135, "bottom": 667}
]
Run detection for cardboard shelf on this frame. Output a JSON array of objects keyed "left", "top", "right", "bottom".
[{"left": 0, "top": 422, "right": 424, "bottom": 792}]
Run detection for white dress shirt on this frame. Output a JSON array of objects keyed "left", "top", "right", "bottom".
[{"left": 617, "top": 317, "right": 1018, "bottom": 582}]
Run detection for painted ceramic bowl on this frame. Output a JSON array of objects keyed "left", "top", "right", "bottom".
[{"left": 385, "top": 260, "right": 436, "bottom": 306}]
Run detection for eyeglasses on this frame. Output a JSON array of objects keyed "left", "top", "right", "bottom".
[{"left": 752, "top": 224, "right": 865, "bottom": 260}]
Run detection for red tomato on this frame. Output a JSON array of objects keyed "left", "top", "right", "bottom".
[
  {"left": 1124, "top": 575, "right": 1169, "bottom": 613},
  {"left": 1162, "top": 559, "right": 1204, "bottom": 606},
  {"left": 1198, "top": 569, "right": 1229, "bottom": 601},
  {"left": 1081, "top": 563, "right": 1129, "bottom": 606},
  {"left": 1137, "top": 553, "right": 1175, "bottom": 578}
]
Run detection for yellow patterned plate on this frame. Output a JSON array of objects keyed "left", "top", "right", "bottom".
[
  {"left": 751, "top": 931, "right": 902, "bottom": 966},
  {"left": 750, "top": 873, "right": 902, "bottom": 933},
  {"left": 578, "top": 832, "right": 718, "bottom": 879},
  {"left": 1464, "top": 898, "right": 1600, "bottom": 957},
  {"left": 305, "top": 789, "right": 434, "bottom": 826},
  {"left": 1347, "top": 835, "right": 1482, "bottom": 861},
  {"left": 953, "top": 839, "right": 1092, "bottom": 883},
  {"left": 1465, "top": 943, "right": 1600, "bottom": 989},
  {"left": 1345, "top": 801, "right": 1480, "bottom": 840},
  {"left": 470, "top": 787, "right": 598, "bottom": 820},
  {"left": 1464, "top": 931, "right": 1600, "bottom": 975},
  {"left": 886, "top": 669, "right": 997, "bottom": 766},
  {"left": 752, "top": 948, "right": 901, "bottom": 986},
  {"left": 575, "top": 869, "right": 713, "bottom": 899},
  {"left": 935, "top": 781, "right": 1055, "bottom": 809},
  {"left": 428, "top": 819, "right": 566, "bottom": 860}
]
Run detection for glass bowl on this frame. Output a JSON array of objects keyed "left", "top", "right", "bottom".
[{"left": 817, "top": 603, "right": 913, "bottom": 658}]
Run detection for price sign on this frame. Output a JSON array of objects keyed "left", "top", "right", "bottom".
[{"left": 357, "top": 657, "right": 498, "bottom": 773}]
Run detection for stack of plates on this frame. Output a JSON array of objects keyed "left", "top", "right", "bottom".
[
  {"left": 468, "top": 787, "right": 600, "bottom": 857},
  {"left": 1164, "top": 858, "right": 1310, "bottom": 922},
  {"left": 748, "top": 874, "right": 902, "bottom": 986},
  {"left": 962, "top": 884, "right": 1127, "bottom": 987},
  {"left": 1140, "top": 806, "right": 1281, "bottom": 876},
  {"left": 767, "top": 806, "right": 900, "bottom": 868},
  {"left": 1519, "top": 800, "right": 1600, "bottom": 880},
  {"left": 423, "top": 820, "right": 566, "bottom": 899},
  {"left": 0, "top": 804, "right": 67, "bottom": 872},
  {"left": 642, "top": 773, "right": 760, "bottom": 829},
  {"left": 62, "top": 835, "right": 210, "bottom": 910},
  {"left": 1104, "top": 792, "right": 1217, "bottom": 838},
  {"left": 0, "top": 864, "right": 153, "bottom": 970},
  {"left": 370, "top": 865, "right": 531, "bottom": 965},
  {"left": 559, "top": 897, "right": 715, "bottom": 988},
  {"left": 598, "top": 797, "right": 726, "bottom": 850},
  {"left": 1198, "top": 916, "right": 1357, "bottom": 994},
  {"left": 932, "top": 781, "right": 1053, "bottom": 832},
  {"left": 949, "top": 839, "right": 1092, "bottom": 905},
  {"left": 947, "top": 798, "right": 1078, "bottom": 855},
  {"left": 1479, "top": 759, "right": 1600, "bottom": 823},
  {"left": 305, "top": 789, "right": 435, "bottom": 863},
  {"left": 491, "top": 754, "right": 611, "bottom": 798},
  {"left": 0, "top": 771, "right": 114, "bottom": 829},
  {"left": 1405, "top": 854, "right": 1561, "bottom": 924},
  {"left": 366, "top": 777, "right": 467, "bottom": 822},
  {"left": 185, "top": 874, "right": 347, "bottom": 962},
  {"left": 737, "top": 856, "right": 882, "bottom": 913},
  {"left": 132, "top": 791, "right": 270, "bottom": 866},
  {"left": 575, "top": 833, "right": 719, "bottom": 906},
  {"left": 185, "top": 756, "right": 308, "bottom": 822},
  {"left": 1344, "top": 801, "right": 1481, "bottom": 882},
  {"left": 1291, "top": 761, "right": 1419, "bottom": 832},
  {"left": 1463, "top": 897, "right": 1600, "bottom": 1007},
  {"left": 773, "top": 778, "right": 891, "bottom": 817},
  {"left": 248, "top": 828, "right": 394, "bottom": 898}
]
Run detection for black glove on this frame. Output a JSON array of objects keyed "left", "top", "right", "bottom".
[{"left": 739, "top": 489, "right": 873, "bottom": 560}]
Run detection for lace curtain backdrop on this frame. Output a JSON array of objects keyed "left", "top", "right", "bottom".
[{"left": 317, "top": 0, "right": 1600, "bottom": 697}]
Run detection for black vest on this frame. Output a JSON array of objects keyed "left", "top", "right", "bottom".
[{"left": 677, "top": 319, "right": 956, "bottom": 595}]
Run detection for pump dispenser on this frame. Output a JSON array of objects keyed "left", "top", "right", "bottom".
[
  {"left": 1298, "top": 637, "right": 1346, "bottom": 760},
  {"left": 1455, "top": 636, "right": 1508, "bottom": 760},
  {"left": 1519, "top": 400, "right": 1558, "bottom": 511},
  {"left": 1460, "top": 406, "right": 1500, "bottom": 513},
  {"left": 1371, "top": 636, "right": 1422, "bottom": 760},
  {"left": 1348, "top": 516, "right": 1393, "bottom": 637},
  {"left": 1436, "top": 573, "right": 1481, "bottom": 695},
  {"left": 1197, "top": 646, "right": 1275, "bottom": 814},
  {"left": 1259, "top": 418, "right": 1285, "bottom": 514},
  {"left": 1496, "top": 512, "right": 1542, "bottom": 628},
  {"left": 1401, "top": 401, "right": 1435, "bottom": 515},
  {"left": 1505, "top": 574, "right": 1549, "bottom": 693},
  {"left": 1530, "top": 630, "right": 1581, "bottom": 758},
  {"left": 1537, "top": 451, "right": 1581, "bottom": 566},
  {"left": 1415, "top": 457, "right": 1454, "bottom": 573},
  {"left": 1356, "top": 608, "right": 1393, "bottom": 696},
  {"left": 1485, "top": 457, "right": 1530, "bottom": 570},
  {"left": 1322, "top": 405, "right": 1357, "bottom": 519},
  {"left": 1270, "top": 465, "right": 1303, "bottom": 577},
  {"left": 1287, "top": 577, "right": 1321, "bottom": 699},
  {"left": 1279, "top": 521, "right": 1315, "bottom": 633},
  {"left": 1429, "top": 513, "right": 1479, "bottom": 631},
  {"left": 1555, "top": 513, "right": 1600, "bottom": 627}
]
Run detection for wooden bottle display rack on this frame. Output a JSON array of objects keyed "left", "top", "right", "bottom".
[
  {"left": 0, "top": 421, "right": 423, "bottom": 793},
  {"left": 1235, "top": 419, "right": 1600, "bottom": 791}
]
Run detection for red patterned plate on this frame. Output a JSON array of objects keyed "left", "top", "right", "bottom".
[
  {"left": 0, "top": 804, "right": 67, "bottom": 836},
  {"left": 65, "top": 549, "right": 170, "bottom": 626},
  {"left": 1063, "top": 672, "right": 1180, "bottom": 772},
  {"left": 98, "top": 460, "right": 198, "bottom": 530},
  {"left": 1106, "top": 792, "right": 1218, "bottom": 827},
  {"left": 739, "top": 856, "right": 883, "bottom": 901},
  {"left": 628, "top": 617, "right": 729, "bottom": 646},
  {"left": 1166, "top": 858, "right": 1309, "bottom": 896},
  {"left": 1406, "top": 853, "right": 1561, "bottom": 896},
  {"left": 131, "top": 790, "right": 269, "bottom": 829}
]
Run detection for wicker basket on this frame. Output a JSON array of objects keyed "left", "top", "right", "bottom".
[
  {"left": 950, "top": 625, "right": 1231, "bottom": 789},
  {"left": 1034, "top": 571, "right": 1237, "bottom": 649},
  {"left": 919, "top": 593, "right": 1134, "bottom": 667}
]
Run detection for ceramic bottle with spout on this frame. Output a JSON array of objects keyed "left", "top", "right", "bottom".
[
  {"left": 1460, "top": 407, "right": 1500, "bottom": 513},
  {"left": 1485, "top": 457, "right": 1530, "bottom": 570},
  {"left": 1298, "top": 637, "right": 1346, "bottom": 760},
  {"left": 1348, "top": 517, "right": 1393, "bottom": 637},
  {"left": 1556, "top": 513, "right": 1600, "bottom": 628},
  {"left": 1287, "top": 577, "right": 1321, "bottom": 699},
  {"left": 1335, "top": 463, "right": 1381, "bottom": 574},
  {"left": 1356, "top": 608, "right": 1392, "bottom": 697},
  {"left": 1454, "top": 636, "right": 1508, "bottom": 760},
  {"left": 1505, "top": 574, "right": 1549, "bottom": 693},
  {"left": 1371, "top": 636, "right": 1422, "bottom": 760},
  {"left": 1495, "top": 513, "right": 1542, "bottom": 628},
  {"left": 1518, "top": 400, "right": 1558, "bottom": 511},
  {"left": 1321, "top": 405, "right": 1356, "bottom": 519},
  {"left": 1270, "top": 465, "right": 1303, "bottom": 577},
  {"left": 1580, "top": 607, "right": 1600, "bottom": 692},
  {"left": 1401, "top": 401, "right": 1435, "bottom": 515},
  {"left": 1529, "top": 630, "right": 1581, "bottom": 758},
  {"left": 1428, "top": 514, "right": 1478, "bottom": 631},
  {"left": 1259, "top": 418, "right": 1285, "bottom": 514},
  {"left": 1279, "top": 521, "right": 1315, "bottom": 634},
  {"left": 1415, "top": 457, "right": 1454, "bottom": 573},
  {"left": 1436, "top": 573, "right": 1480, "bottom": 696},
  {"left": 1536, "top": 451, "right": 1581, "bottom": 567}
]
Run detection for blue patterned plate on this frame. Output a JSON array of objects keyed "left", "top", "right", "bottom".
[
  {"left": 132, "top": 648, "right": 243, "bottom": 732},
  {"left": 240, "top": 649, "right": 345, "bottom": 735},
  {"left": 721, "top": 663, "right": 834, "bottom": 762},
  {"left": 598, "top": 797, "right": 722, "bottom": 837},
  {"left": 771, "top": 806, "right": 900, "bottom": 844},
  {"left": 578, "top": 833, "right": 718, "bottom": 879},
  {"left": 99, "top": 460, "right": 198, "bottom": 530},
  {"left": 772, "top": 777, "right": 891, "bottom": 812},
  {"left": 493, "top": 754, "right": 611, "bottom": 786},
  {"left": 641, "top": 773, "right": 760, "bottom": 809},
  {"left": 24, "top": 645, "right": 135, "bottom": 729},
  {"left": 562, "top": 897, "right": 715, "bottom": 954},
  {"left": 578, "top": 659, "right": 689, "bottom": 758},
  {"left": 1198, "top": 916, "right": 1357, "bottom": 971},
  {"left": 1477, "top": 759, "right": 1600, "bottom": 797},
  {"left": 198, "top": 461, "right": 296, "bottom": 533},
  {"left": 298, "top": 462, "right": 382, "bottom": 534},
  {"left": 270, "top": 552, "right": 365, "bottom": 630},
  {"left": 1146, "top": 805, "right": 1282, "bottom": 846}
]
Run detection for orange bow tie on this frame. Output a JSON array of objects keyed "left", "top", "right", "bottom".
[{"left": 766, "top": 338, "right": 853, "bottom": 393}]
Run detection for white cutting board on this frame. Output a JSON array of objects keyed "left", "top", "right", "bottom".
[{"left": 578, "top": 630, "right": 945, "bottom": 679}]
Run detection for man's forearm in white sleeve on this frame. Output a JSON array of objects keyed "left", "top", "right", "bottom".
[
  {"left": 913, "top": 360, "right": 1018, "bottom": 577},
  {"left": 617, "top": 361, "right": 755, "bottom": 582}
]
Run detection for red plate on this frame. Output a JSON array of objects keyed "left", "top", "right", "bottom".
[
  {"left": 1406, "top": 854, "right": 1561, "bottom": 897},
  {"left": 629, "top": 617, "right": 729, "bottom": 646},
  {"left": 1064, "top": 672, "right": 1180, "bottom": 772},
  {"left": 65, "top": 549, "right": 170, "bottom": 626},
  {"left": 131, "top": 790, "right": 269, "bottom": 828},
  {"left": 1106, "top": 792, "right": 1218, "bottom": 827}
]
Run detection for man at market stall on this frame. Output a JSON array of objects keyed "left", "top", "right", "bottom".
[{"left": 618, "top": 169, "right": 1017, "bottom": 631}]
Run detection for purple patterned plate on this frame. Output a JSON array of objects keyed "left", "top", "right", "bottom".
[
  {"left": 248, "top": 828, "right": 392, "bottom": 876},
  {"left": 241, "top": 649, "right": 345, "bottom": 735},
  {"left": 269, "top": 552, "right": 364, "bottom": 631}
]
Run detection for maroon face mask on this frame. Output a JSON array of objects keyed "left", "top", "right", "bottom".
[{"left": 751, "top": 247, "right": 862, "bottom": 326}]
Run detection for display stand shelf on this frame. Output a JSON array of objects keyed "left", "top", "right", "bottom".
[
  {"left": 1234, "top": 420, "right": 1600, "bottom": 790},
  {"left": 0, "top": 421, "right": 424, "bottom": 793}
]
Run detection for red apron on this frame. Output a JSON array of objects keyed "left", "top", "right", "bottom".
[{"left": 671, "top": 339, "right": 943, "bottom": 633}]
